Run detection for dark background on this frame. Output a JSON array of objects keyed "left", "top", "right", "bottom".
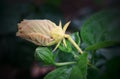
[{"left": 0, "top": 0, "right": 120, "bottom": 79}]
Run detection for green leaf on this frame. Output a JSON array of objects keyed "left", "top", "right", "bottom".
[
  {"left": 34, "top": 47, "right": 55, "bottom": 64},
  {"left": 81, "top": 9, "right": 120, "bottom": 48},
  {"left": 69, "top": 52, "right": 88, "bottom": 79},
  {"left": 71, "top": 32, "right": 81, "bottom": 52},
  {"left": 57, "top": 51, "right": 74, "bottom": 62},
  {"left": 71, "top": 32, "right": 81, "bottom": 45},
  {"left": 59, "top": 32, "right": 81, "bottom": 53},
  {"left": 44, "top": 66, "right": 72, "bottom": 79},
  {"left": 85, "top": 41, "right": 120, "bottom": 50},
  {"left": 59, "top": 39, "right": 73, "bottom": 52}
]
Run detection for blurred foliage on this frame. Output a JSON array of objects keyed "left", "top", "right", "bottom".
[
  {"left": 80, "top": 9, "right": 120, "bottom": 79},
  {"left": 46, "top": 0, "right": 62, "bottom": 7},
  {"left": 81, "top": 9, "right": 120, "bottom": 46}
]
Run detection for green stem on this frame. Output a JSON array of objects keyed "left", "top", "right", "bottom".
[{"left": 54, "top": 61, "right": 76, "bottom": 66}]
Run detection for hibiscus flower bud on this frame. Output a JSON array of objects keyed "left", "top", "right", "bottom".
[{"left": 16, "top": 19, "right": 56, "bottom": 46}]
